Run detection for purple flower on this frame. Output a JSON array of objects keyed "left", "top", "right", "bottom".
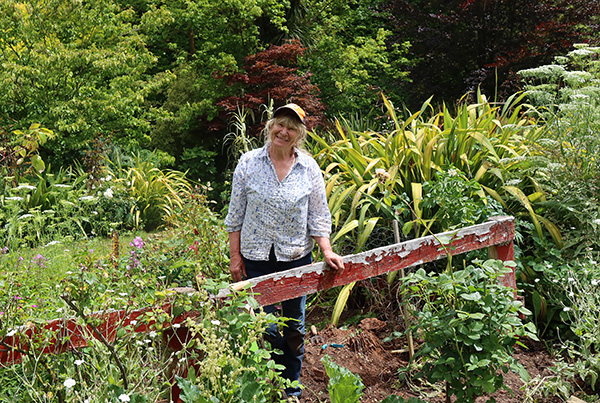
[
  {"left": 130, "top": 236, "right": 144, "bottom": 249},
  {"left": 0, "top": 246, "right": 8, "bottom": 254},
  {"left": 32, "top": 254, "right": 47, "bottom": 267}
]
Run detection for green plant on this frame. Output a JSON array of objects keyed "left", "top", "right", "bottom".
[
  {"left": 222, "top": 104, "right": 261, "bottom": 165},
  {"left": 311, "top": 91, "right": 556, "bottom": 325},
  {"left": 420, "top": 167, "right": 505, "bottom": 232},
  {"left": 1, "top": 124, "right": 55, "bottom": 178},
  {"left": 400, "top": 259, "right": 538, "bottom": 403},
  {"left": 321, "top": 354, "right": 364, "bottom": 403},
  {"left": 175, "top": 280, "right": 289, "bottom": 403},
  {"left": 121, "top": 152, "right": 192, "bottom": 230},
  {"left": 518, "top": 44, "right": 600, "bottom": 257}
]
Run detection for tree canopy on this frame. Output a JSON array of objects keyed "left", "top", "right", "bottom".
[{"left": 0, "top": 0, "right": 598, "bottom": 170}]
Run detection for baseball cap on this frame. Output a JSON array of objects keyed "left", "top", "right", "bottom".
[{"left": 274, "top": 103, "right": 306, "bottom": 124}]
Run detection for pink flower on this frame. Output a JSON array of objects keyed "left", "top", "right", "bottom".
[{"left": 130, "top": 237, "right": 144, "bottom": 249}]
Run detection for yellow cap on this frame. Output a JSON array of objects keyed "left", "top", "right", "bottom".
[{"left": 274, "top": 103, "right": 306, "bottom": 124}]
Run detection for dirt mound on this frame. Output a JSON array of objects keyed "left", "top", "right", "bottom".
[
  {"left": 300, "top": 316, "right": 562, "bottom": 403},
  {"left": 302, "top": 319, "right": 408, "bottom": 402}
]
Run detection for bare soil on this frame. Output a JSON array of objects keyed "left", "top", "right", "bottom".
[{"left": 299, "top": 309, "right": 564, "bottom": 403}]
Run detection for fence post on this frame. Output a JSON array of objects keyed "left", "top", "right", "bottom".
[{"left": 486, "top": 217, "right": 517, "bottom": 295}]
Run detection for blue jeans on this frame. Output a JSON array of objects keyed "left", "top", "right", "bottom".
[{"left": 243, "top": 247, "right": 311, "bottom": 396}]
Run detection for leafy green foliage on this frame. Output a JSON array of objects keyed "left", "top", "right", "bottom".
[
  {"left": 401, "top": 259, "right": 538, "bottom": 403},
  {"left": 0, "top": 193, "right": 232, "bottom": 401},
  {"left": 518, "top": 44, "right": 600, "bottom": 259},
  {"left": 120, "top": 152, "right": 192, "bottom": 231},
  {"left": 176, "top": 282, "right": 288, "bottom": 403},
  {"left": 521, "top": 258, "right": 600, "bottom": 400},
  {"left": 421, "top": 168, "right": 504, "bottom": 232},
  {"left": 0, "top": 0, "right": 168, "bottom": 166},
  {"left": 312, "top": 92, "right": 554, "bottom": 250},
  {"left": 311, "top": 91, "right": 558, "bottom": 324},
  {"left": 321, "top": 354, "right": 364, "bottom": 403}
]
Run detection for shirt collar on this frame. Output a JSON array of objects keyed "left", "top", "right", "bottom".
[{"left": 261, "top": 143, "right": 311, "bottom": 168}]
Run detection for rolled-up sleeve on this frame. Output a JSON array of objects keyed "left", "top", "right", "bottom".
[{"left": 224, "top": 158, "right": 247, "bottom": 233}]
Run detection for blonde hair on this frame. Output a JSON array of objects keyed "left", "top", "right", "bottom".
[{"left": 264, "top": 114, "right": 307, "bottom": 150}]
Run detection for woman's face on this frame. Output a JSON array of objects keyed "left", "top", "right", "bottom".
[{"left": 270, "top": 120, "right": 300, "bottom": 150}]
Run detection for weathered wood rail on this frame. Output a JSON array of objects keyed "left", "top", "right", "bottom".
[
  {"left": 0, "top": 215, "right": 516, "bottom": 370},
  {"left": 238, "top": 215, "right": 516, "bottom": 307}
]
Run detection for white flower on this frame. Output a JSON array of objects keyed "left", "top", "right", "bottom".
[
  {"left": 534, "top": 278, "right": 540, "bottom": 283},
  {"left": 118, "top": 394, "right": 131, "bottom": 402},
  {"left": 6, "top": 329, "right": 17, "bottom": 337},
  {"left": 64, "top": 378, "right": 76, "bottom": 389},
  {"left": 568, "top": 277, "right": 575, "bottom": 283},
  {"left": 173, "top": 323, "right": 181, "bottom": 329},
  {"left": 568, "top": 292, "right": 574, "bottom": 297},
  {"left": 74, "top": 359, "right": 84, "bottom": 366},
  {"left": 563, "top": 307, "right": 571, "bottom": 312},
  {"left": 374, "top": 168, "right": 390, "bottom": 181},
  {"left": 149, "top": 331, "right": 157, "bottom": 338},
  {"left": 447, "top": 168, "right": 458, "bottom": 177},
  {"left": 129, "top": 320, "right": 137, "bottom": 326},
  {"left": 211, "top": 320, "right": 221, "bottom": 326},
  {"left": 103, "top": 188, "right": 114, "bottom": 198},
  {"left": 592, "top": 279, "right": 599, "bottom": 286}
]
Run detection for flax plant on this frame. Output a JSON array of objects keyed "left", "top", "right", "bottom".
[
  {"left": 122, "top": 152, "right": 192, "bottom": 230},
  {"left": 311, "top": 91, "right": 561, "bottom": 325}
]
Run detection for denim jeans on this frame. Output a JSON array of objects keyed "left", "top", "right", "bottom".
[{"left": 243, "top": 246, "right": 311, "bottom": 396}]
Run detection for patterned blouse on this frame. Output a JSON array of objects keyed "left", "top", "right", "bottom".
[{"left": 224, "top": 144, "right": 332, "bottom": 262}]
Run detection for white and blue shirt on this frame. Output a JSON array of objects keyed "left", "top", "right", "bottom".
[{"left": 224, "top": 144, "right": 332, "bottom": 262}]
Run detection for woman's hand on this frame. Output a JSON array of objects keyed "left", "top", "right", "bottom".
[
  {"left": 323, "top": 249, "right": 345, "bottom": 271},
  {"left": 228, "top": 231, "right": 246, "bottom": 282},
  {"left": 229, "top": 252, "right": 246, "bottom": 282},
  {"left": 314, "top": 236, "right": 345, "bottom": 271}
]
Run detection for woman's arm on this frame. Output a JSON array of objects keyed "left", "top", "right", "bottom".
[
  {"left": 228, "top": 231, "right": 246, "bottom": 282},
  {"left": 313, "top": 236, "right": 345, "bottom": 271}
]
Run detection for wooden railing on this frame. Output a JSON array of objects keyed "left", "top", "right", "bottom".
[{"left": 0, "top": 215, "right": 516, "bottom": 370}]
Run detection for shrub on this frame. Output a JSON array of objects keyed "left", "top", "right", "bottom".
[{"left": 400, "top": 259, "right": 537, "bottom": 403}]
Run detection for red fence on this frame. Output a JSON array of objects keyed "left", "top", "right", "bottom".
[{"left": 0, "top": 215, "right": 516, "bottom": 368}]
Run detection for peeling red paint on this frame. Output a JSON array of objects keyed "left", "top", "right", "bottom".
[{"left": 1, "top": 216, "right": 516, "bottom": 372}]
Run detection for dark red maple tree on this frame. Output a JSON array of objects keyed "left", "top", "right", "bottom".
[{"left": 215, "top": 39, "right": 327, "bottom": 137}]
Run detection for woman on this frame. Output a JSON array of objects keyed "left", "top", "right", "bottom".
[{"left": 224, "top": 103, "right": 344, "bottom": 398}]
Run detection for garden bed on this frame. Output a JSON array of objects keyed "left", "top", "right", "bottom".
[{"left": 301, "top": 311, "right": 562, "bottom": 403}]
